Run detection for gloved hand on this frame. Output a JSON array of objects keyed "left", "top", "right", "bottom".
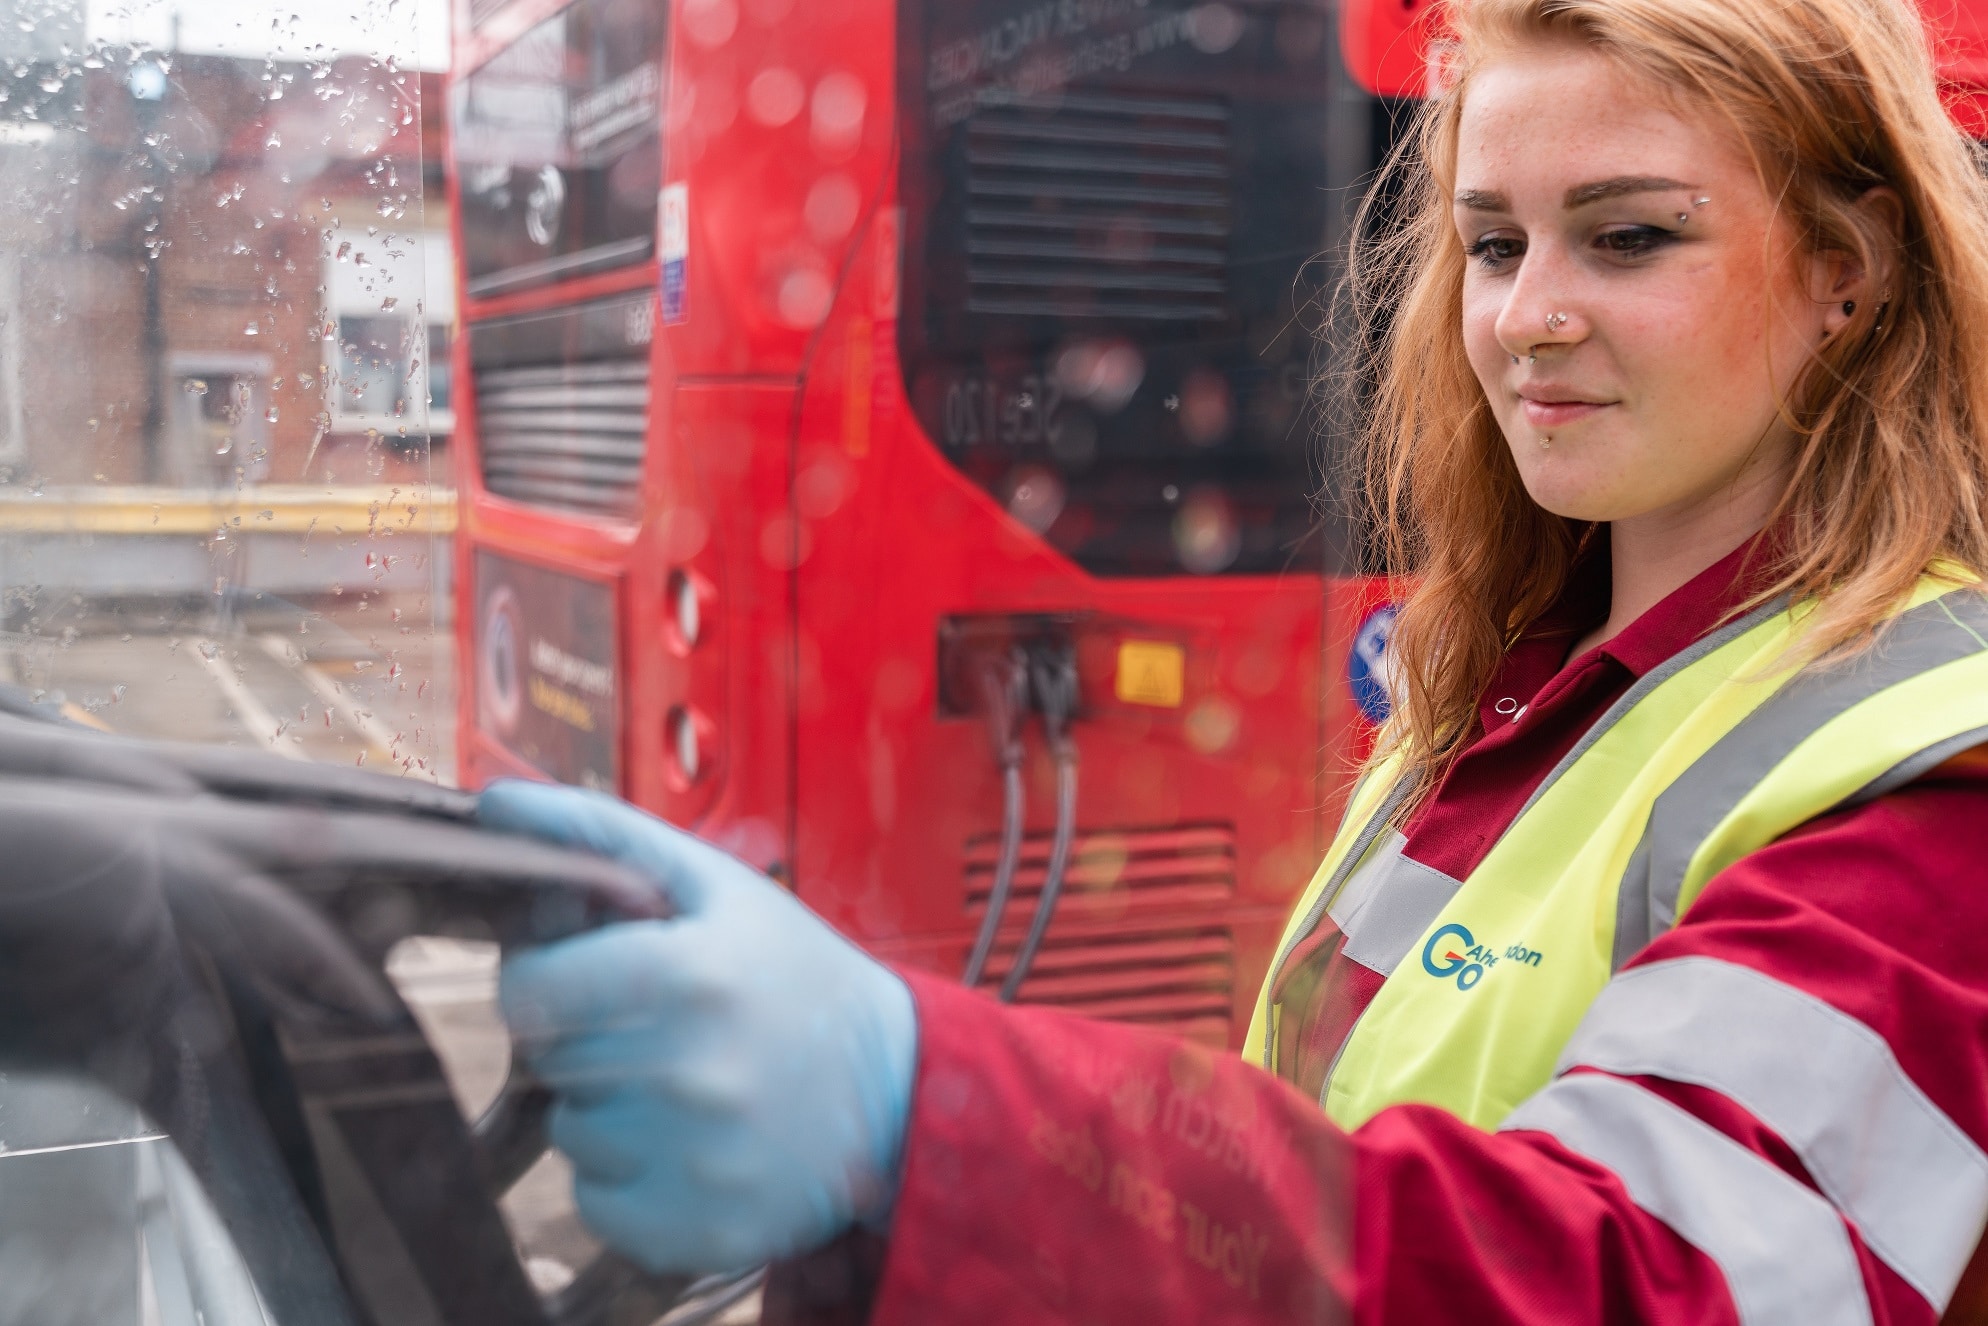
[{"left": 482, "top": 780, "right": 918, "bottom": 1275}]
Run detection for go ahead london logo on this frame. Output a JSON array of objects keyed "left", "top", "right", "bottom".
[{"left": 1421, "top": 923, "right": 1545, "bottom": 991}]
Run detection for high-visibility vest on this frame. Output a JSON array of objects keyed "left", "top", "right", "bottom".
[{"left": 1244, "top": 576, "right": 1988, "bottom": 1131}]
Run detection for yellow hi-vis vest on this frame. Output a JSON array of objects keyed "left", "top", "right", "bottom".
[{"left": 1244, "top": 577, "right": 1988, "bottom": 1132}]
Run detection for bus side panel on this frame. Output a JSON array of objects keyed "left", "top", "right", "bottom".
[
  {"left": 632, "top": 382, "right": 797, "bottom": 873},
  {"left": 789, "top": 243, "right": 1343, "bottom": 1047}
]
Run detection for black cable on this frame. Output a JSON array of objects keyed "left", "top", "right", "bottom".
[
  {"left": 963, "top": 647, "right": 1029, "bottom": 990},
  {"left": 1000, "top": 644, "right": 1079, "bottom": 1004}
]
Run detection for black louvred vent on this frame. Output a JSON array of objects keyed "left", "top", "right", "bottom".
[
  {"left": 962, "top": 89, "right": 1232, "bottom": 324},
  {"left": 965, "top": 824, "right": 1236, "bottom": 1046}
]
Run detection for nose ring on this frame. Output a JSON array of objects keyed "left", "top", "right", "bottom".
[{"left": 1545, "top": 311, "right": 1569, "bottom": 332}]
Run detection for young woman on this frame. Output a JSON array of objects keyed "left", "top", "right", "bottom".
[{"left": 486, "top": 0, "right": 1988, "bottom": 1319}]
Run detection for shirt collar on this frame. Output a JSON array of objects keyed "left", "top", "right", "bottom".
[{"left": 1577, "top": 536, "right": 1775, "bottom": 679}]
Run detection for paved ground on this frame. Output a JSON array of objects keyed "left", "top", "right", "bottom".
[
  {"left": 0, "top": 604, "right": 761, "bottom": 1323},
  {"left": 2, "top": 595, "right": 458, "bottom": 782}
]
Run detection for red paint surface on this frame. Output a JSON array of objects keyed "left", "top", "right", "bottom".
[{"left": 447, "top": 1, "right": 1390, "bottom": 1047}]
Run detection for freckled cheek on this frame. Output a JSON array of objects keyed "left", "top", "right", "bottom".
[{"left": 1458, "top": 284, "right": 1510, "bottom": 390}]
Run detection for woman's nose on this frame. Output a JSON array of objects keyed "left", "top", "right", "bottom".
[{"left": 1494, "top": 247, "right": 1586, "bottom": 359}]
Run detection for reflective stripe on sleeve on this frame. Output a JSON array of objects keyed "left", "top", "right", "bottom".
[
  {"left": 1556, "top": 956, "right": 1988, "bottom": 1312},
  {"left": 1502, "top": 1073, "right": 1874, "bottom": 1326}
]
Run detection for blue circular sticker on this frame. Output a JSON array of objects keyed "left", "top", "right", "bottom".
[{"left": 1349, "top": 603, "right": 1400, "bottom": 724}]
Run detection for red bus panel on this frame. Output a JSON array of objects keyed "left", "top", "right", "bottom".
[{"left": 450, "top": 0, "right": 1396, "bottom": 1049}]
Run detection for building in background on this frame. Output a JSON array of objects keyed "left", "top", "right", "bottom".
[{"left": 0, "top": 41, "right": 453, "bottom": 491}]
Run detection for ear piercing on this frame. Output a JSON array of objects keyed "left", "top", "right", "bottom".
[{"left": 1545, "top": 312, "right": 1569, "bottom": 332}]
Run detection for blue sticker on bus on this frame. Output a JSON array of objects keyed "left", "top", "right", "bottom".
[
  {"left": 660, "top": 182, "right": 688, "bottom": 324},
  {"left": 1349, "top": 603, "right": 1399, "bottom": 724}
]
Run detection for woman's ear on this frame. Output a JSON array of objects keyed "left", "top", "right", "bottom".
[{"left": 1816, "top": 186, "right": 1902, "bottom": 338}]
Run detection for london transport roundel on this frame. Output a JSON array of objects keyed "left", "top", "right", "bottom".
[{"left": 1349, "top": 603, "right": 1400, "bottom": 725}]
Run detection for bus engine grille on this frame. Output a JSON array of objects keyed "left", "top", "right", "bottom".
[
  {"left": 474, "top": 360, "right": 649, "bottom": 519},
  {"left": 964, "top": 823, "right": 1236, "bottom": 1045},
  {"left": 962, "top": 89, "right": 1232, "bottom": 324}
]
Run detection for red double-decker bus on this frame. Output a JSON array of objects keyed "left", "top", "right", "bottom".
[{"left": 446, "top": 0, "right": 1402, "bottom": 1047}]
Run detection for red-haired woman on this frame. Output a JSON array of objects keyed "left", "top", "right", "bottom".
[{"left": 487, "top": 0, "right": 1988, "bottom": 1319}]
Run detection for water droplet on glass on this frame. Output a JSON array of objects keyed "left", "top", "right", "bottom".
[
  {"left": 335, "top": 241, "right": 351, "bottom": 261},
  {"left": 264, "top": 407, "right": 279, "bottom": 423},
  {"left": 197, "top": 641, "right": 219, "bottom": 660},
  {"left": 379, "top": 296, "right": 397, "bottom": 312},
  {"left": 214, "top": 435, "right": 234, "bottom": 456},
  {"left": 1163, "top": 394, "right": 1181, "bottom": 412},
  {"left": 1162, "top": 484, "right": 1180, "bottom": 502},
  {"left": 185, "top": 379, "right": 209, "bottom": 396}
]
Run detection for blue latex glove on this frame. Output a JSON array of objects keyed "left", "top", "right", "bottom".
[{"left": 481, "top": 780, "right": 917, "bottom": 1274}]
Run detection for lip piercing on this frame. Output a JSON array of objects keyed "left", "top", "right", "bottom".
[{"left": 1545, "top": 312, "right": 1569, "bottom": 332}]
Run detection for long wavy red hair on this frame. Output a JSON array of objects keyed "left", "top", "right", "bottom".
[{"left": 1353, "top": 0, "right": 1988, "bottom": 796}]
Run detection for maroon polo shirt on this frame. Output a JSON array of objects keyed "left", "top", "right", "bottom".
[{"left": 1272, "top": 540, "right": 1771, "bottom": 1096}]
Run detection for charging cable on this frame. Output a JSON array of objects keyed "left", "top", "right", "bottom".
[
  {"left": 961, "top": 646, "right": 1030, "bottom": 990},
  {"left": 999, "top": 642, "right": 1079, "bottom": 1003}
]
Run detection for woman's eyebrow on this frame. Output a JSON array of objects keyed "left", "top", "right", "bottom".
[
  {"left": 1564, "top": 175, "right": 1697, "bottom": 206},
  {"left": 1453, "top": 177, "right": 1700, "bottom": 213}
]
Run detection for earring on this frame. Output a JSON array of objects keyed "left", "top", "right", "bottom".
[
  {"left": 1545, "top": 312, "right": 1569, "bottom": 332},
  {"left": 1842, "top": 300, "right": 1856, "bottom": 316}
]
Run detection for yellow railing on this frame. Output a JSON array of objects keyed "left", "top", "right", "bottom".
[{"left": 0, "top": 486, "right": 459, "bottom": 536}]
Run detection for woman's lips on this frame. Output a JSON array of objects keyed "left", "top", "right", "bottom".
[{"left": 1520, "top": 397, "right": 1611, "bottom": 429}]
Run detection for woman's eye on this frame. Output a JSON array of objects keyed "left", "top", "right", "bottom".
[
  {"left": 1595, "top": 225, "right": 1678, "bottom": 259},
  {"left": 1465, "top": 235, "right": 1524, "bottom": 268}
]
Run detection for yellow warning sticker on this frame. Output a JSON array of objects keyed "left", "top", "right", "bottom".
[{"left": 1115, "top": 640, "right": 1186, "bottom": 709}]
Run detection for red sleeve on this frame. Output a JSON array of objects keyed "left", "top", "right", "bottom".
[{"left": 812, "top": 765, "right": 1988, "bottom": 1325}]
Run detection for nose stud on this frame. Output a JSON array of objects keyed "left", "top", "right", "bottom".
[{"left": 1545, "top": 312, "right": 1569, "bottom": 332}]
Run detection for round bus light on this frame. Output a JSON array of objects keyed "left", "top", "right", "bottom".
[
  {"left": 667, "top": 568, "right": 715, "bottom": 653},
  {"left": 668, "top": 704, "right": 716, "bottom": 786}
]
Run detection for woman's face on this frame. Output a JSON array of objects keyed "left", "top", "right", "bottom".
[{"left": 1454, "top": 42, "right": 1853, "bottom": 528}]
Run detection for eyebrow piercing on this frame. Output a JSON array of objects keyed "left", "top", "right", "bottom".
[
  {"left": 1677, "top": 212, "right": 1690, "bottom": 224},
  {"left": 1545, "top": 312, "right": 1569, "bottom": 332},
  {"left": 1693, "top": 195, "right": 1711, "bottom": 206}
]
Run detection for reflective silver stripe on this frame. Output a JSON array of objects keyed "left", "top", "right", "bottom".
[
  {"left": 1259, "top": 777, "right": 1415, "bottom": 1070},
  {"left": 1325, "top": 830, "right": 1405, "bottom": 931},
  {"left": 1506, "top": 596, "right": 1793, "bottom": 828},
  {"left": 1611, "top": 830, "right": 1660, "bottom": 969},
  {"left": 1559, "top": 957, "right": 1988, "bottom": 1311},
  {"left": 1839, "top": 723, "right": 1988, "bottom": 809},
  {"left": 1503, "top": 1074, "right": 1873, "bottom": 1326},
  {"left": 1630, "top": 592, "right": 1988, "bottom": 945},
  {"left": 1333, "top": 840, "right": 1462, "bottom": 978}
]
